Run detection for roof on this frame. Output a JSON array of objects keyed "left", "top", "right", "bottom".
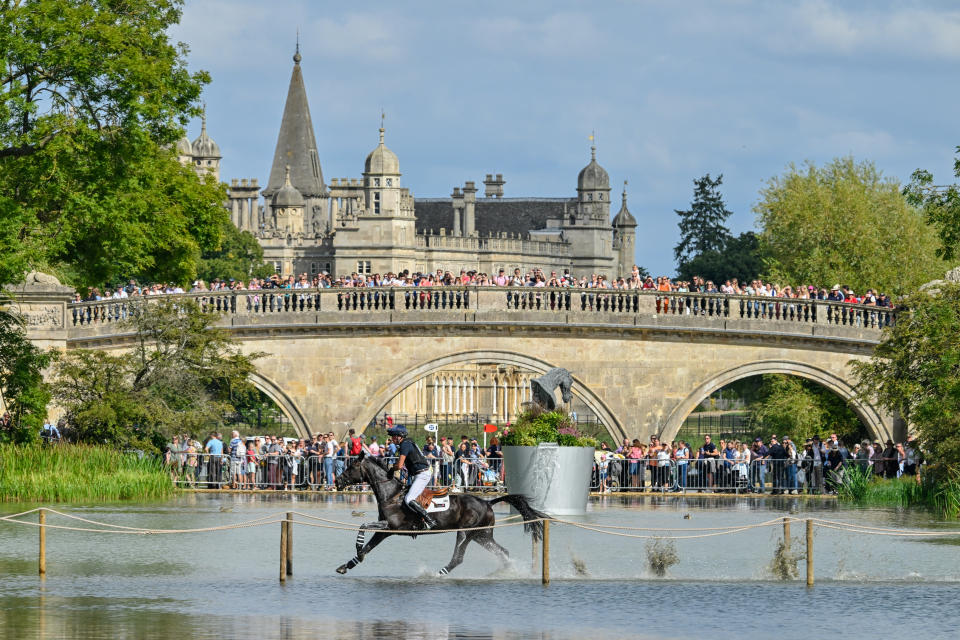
[
  {"left": 612, "top": 184, "right": 637, "bottom": 227},
  {"left": 577, "top": 146, "right": 609, "bottom": 192},
  {"left": 263, "top": 50, "right": 325, "bottom": 198},
  {"left": 414, "top": 198, "right": 576, "bottom": 236},
  {"left": 364, "top": 128, "right": 400, "bottom": 175},
  {"left": 272, "top": 166, "right": 305, "bottom": 207},
  {"left": 191, "top": 112, "right": 220, "bottom": 158}
]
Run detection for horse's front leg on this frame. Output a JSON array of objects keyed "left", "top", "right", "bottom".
[{"left": 336, "top": 525, "right": 390, "bottom": 575}]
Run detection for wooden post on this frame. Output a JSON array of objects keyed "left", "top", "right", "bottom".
[
  {"left": 531, "top": 536, "right": 539, "bottom": 572},
  {"left": 279, "top": 519, "right": 288, "bottom": 582},
  {"left": 783, "top": 517, "right": 791, "bottom": 552},
  {"left": 541, "top": 519, "right": 550, "bottom": 586},
  {"left": 38, "top": 508, "right": 46, "bottom": 578},
  {"left": 286, "top": 512, "right": 293, "bottom": 576},
  {"left": 806, "top": 519, "right": 814, "bottom": 587}
]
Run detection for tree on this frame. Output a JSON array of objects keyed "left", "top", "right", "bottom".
[
  {"left": 903, "top": 146, "right": 960, "bottom": 262},
  {"left": 0, "top": 298, "right": 55, "bottom": 442},
  {"left": 196, "top": 219, "right": 274, "bottom": 284},
  {"left": 676, "top": 231, "right": 762, "bottom": 284},
  {"left": 749, "top": 374, "right": 864, "bottom": 444},
  {"left": 851, "top": 283, "right": 960, "bottom": 475},
  {"left": 755, "top": 157, "right": 946, "bottom": 296},
  {"left": 53, "top": 299, "right": 263, "bottom": 449},
  {"left": 674, "top": 174, "right": 734, "bottom": 271},
  {"left": 0, "top": 0, "right": 226, "bottom": 288}
]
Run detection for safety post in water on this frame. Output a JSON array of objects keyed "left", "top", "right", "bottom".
[
  {"left": 38, "top": 508, "right": 46, "bottom": 578},
  {"left": 783, "top": 516, "right": 791, "bottom": 552},
  {"left": 541, "top": 519, "right": 550, "bottom": 586},
  {"left": 280, "top": 515, "right": 288, "bottom": 582},
  {"left": 286, "top": 512, "right": 293, "bottom": 576},
  {"left": 806, "top": 519, "right": 814, "bottom": 587}
]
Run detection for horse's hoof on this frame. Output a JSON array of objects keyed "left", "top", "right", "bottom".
[{"left": 336, "top": 565, "right": 348, "bottom": 575}]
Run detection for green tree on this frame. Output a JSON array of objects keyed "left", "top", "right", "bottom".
[
  {"left": 674, "top": 174, "right": 734, "bottom": 271},
  {"left": 851, "top": 283, "right": 960, "bottom": 474},
  {"left": 755, "top": 157, "right": 945, "bottom": 295},
  {"left": 53, "top": 299, "right": 264, "bottom": 449},
  {"left": 750, "top": 374, "right": 864, "bottom": 444},
  {"left": 677, "top": 231, "right": 762, "bottom": 284},
  {"left": 903, "top": 146, "right": 960, "bottom": 262},
  {"left": 0, "top": 0, "right": 226, "bottom": 289},
  {"left": 196, "top": 219, "right": 273, "bottom": 284},
  {"left": 0, "top": 299, "right": 55, "bottom": 442}
]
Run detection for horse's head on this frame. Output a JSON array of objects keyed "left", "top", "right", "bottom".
[
  {"left": 559, "top": 372, "right": 574, "bottom": 404},
  {"left": 335, "top": 450, "right": 365, "bottom": 490}
]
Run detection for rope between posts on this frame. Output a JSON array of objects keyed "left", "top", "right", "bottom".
[
  {"left": 287, "top": 510, "right": 524, "bottom": 529},
  {"left": 548, "top": 516, "right": 788, "bottom": 532},
  {"left": 808, "top": 517, "right": 960, "bottom": 536},
  {"left": 556, "top": 520, "right": 781, "bottom": 540},
  {"left": 288, "top": 516, "right": 535, "bottom": 535},
  {"left": 811, "top": 522, "right": 960, "bottom": 537}
]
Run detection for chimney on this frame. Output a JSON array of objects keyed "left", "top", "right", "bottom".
[
  {"left": 451, "top": 186, "right": 464, "bottom": 237},
  {"left": 483, "top": 173, "right": 505, "bottom": 198},
  {"left": 463, "top": 181, "right": 478, "bottom": 236}
]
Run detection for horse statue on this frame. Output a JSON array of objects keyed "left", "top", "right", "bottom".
[
  {"left": 530, "top": 367, "right": 574, "bottom": 411},
  {"left": 333, "top": 450, "right": 546, "bottom": 576}
]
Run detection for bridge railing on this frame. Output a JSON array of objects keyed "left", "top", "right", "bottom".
[{"left": 67, "top": 287, "right": 897, "bottom": 330}]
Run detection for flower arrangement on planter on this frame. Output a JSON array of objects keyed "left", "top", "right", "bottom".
[{"left": 501, "top": 406, "right": 598, "bottom": 448}]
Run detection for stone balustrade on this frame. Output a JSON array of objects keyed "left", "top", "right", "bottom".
[{"left": 66, "top": 287, "right": 895, "bottom": 341}]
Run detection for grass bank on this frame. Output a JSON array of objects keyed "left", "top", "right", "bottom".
[
  {"left": 0, "top": 444, "right": 174, "bottom": 502},
  {"left": 838, "top": 466, "right": 960, "bottom": 518}
]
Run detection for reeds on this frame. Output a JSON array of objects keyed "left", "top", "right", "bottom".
[
  {"left": 0, "top": 444, "right": 174, "bottom": 502},
  {"left": 838, "top": 465, "right": 960, "bottom": 518}
]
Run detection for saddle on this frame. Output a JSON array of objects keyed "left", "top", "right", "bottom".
[{"left": 415, "top": 487, "right": 448, "bottom": 510}]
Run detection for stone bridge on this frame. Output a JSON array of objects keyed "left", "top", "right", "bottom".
[{"left": 14, "top": 282, "right": 901, "bottom": 443}]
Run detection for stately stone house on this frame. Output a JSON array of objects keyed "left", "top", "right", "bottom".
[{"left": 177, "top": 48, "right": 638, "bottom": 282}]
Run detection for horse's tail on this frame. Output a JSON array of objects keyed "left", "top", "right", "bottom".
[{"left": 487, "top": 494, "right": 547, "bottom": 542}]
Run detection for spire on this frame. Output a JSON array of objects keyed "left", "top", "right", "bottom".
[
  {"left": 284, "top": 164, "right": 292, "bottom": 186},
  {"left": 201, "top": 103, "right": 207, "bottom": 134},
  {"left": 294, "top": 30, "right": 301, "bottom": 65},
  {"left": 590, "top": 130, "right": 596, "bottom": 160},
  {"left": 264, "top": 51, "right": 325, "bottom": 198},
  {"left": 613, "top": 179, "right": 637, "bottom": 227}
]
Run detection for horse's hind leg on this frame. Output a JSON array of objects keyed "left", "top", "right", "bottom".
[
  {"left": 476, "top": 530, "right": 510, "bottom": 566},
  {"left": 336, "top": 531, "right": 390, "bottom": 575},
  {"left": 438, "top": 531, "right": 469, "bottom": 576}
]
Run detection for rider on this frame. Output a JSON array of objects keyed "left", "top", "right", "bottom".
[{"left": 387, "top": 425, "right": 437, "bottom": 530}]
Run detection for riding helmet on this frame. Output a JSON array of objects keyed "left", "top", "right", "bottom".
[{"left": 386, "top": 425, "right": 408, "bottom": 437}]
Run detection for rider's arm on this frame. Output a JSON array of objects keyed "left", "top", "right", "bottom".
[{"left": 392, "top": 454, "right": 406, "bottom": 474}]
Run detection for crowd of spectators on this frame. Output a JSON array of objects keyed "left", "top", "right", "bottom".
[
  {"left": 594, "top": 433, "right": 922, "bottom": 494},
  {"left": 164, "top": 428, "right": 504, "bottom": 491},
  {"left": 73, "top": 266, "right": 893, "bottom": 308}
]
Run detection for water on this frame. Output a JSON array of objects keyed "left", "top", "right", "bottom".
[{"left": 2, "top": 494, "right": 959, "bottom": 639}]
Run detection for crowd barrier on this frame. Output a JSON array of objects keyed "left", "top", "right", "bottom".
[
  {"left": 593, "top": 457, "right": 912, "bottom": 494},
  {"left": 169, "top": 453, "right": 503, "bottom": 491},
  {"left": 169, "top": 452, "right": 907, "bottom": 494}
]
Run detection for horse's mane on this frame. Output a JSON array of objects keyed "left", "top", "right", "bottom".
[{"left": 363, "top": 453, "right": 391, "bottom": 474}]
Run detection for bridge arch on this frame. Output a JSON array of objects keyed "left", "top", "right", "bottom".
[
  {"left": 659, "top": 359, "right": 892, "bottom": 444},
  {"left": 350, "top": 349, "right": 625, "bottom": 441},
  {"left": 247, "top": 371, "right": 311, "bottom": 438}
]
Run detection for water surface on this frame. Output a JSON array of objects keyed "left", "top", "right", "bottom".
[{"left": 2, "top": 494, "right": 957, "bottom": 639}]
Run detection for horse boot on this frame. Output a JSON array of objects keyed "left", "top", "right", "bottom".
[{"left": 405, "top": 500, "right": 437, "bottom": 530}]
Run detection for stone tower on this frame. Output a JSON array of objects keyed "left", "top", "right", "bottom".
[
  {"left": 612, "top": 180, "right": 638, "bottom": 278},
  {"left": 262, "top": 45, "right": 328, "bottom": 231},
  {"left": 563, "top": 144, "right": 616, "bottom": 275},
  {"left": 191, "top": 109, "right": 221, "bottom": 182},
  {"left": 272, "top": 165, "right": 305, "bottom": 235}
]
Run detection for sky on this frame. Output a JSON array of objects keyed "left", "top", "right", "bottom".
[{"left": 170, "top": 0, "right": 960, "bottom": 276}]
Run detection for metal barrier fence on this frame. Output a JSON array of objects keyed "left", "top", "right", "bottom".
[
  {"left": 592, "top": 457, "right": 910, "bottom": 494},
  {"left": 170, "top": 452, "right": 907, "bottom": 493},
  {"left": 169, "top": 453, "right": 504, "bottom": 491}
]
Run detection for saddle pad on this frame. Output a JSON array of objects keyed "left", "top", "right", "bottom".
[{"left": 425, "top": 496, "right": 450, "bottom": 513}]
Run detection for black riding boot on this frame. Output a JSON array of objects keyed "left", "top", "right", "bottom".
[{"left": 405, "top": 500, "right": 437, "bottom": 530}]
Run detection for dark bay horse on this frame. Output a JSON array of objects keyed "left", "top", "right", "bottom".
[{"left": 333, "top": 451, "right": 545, "bottom": 576}]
